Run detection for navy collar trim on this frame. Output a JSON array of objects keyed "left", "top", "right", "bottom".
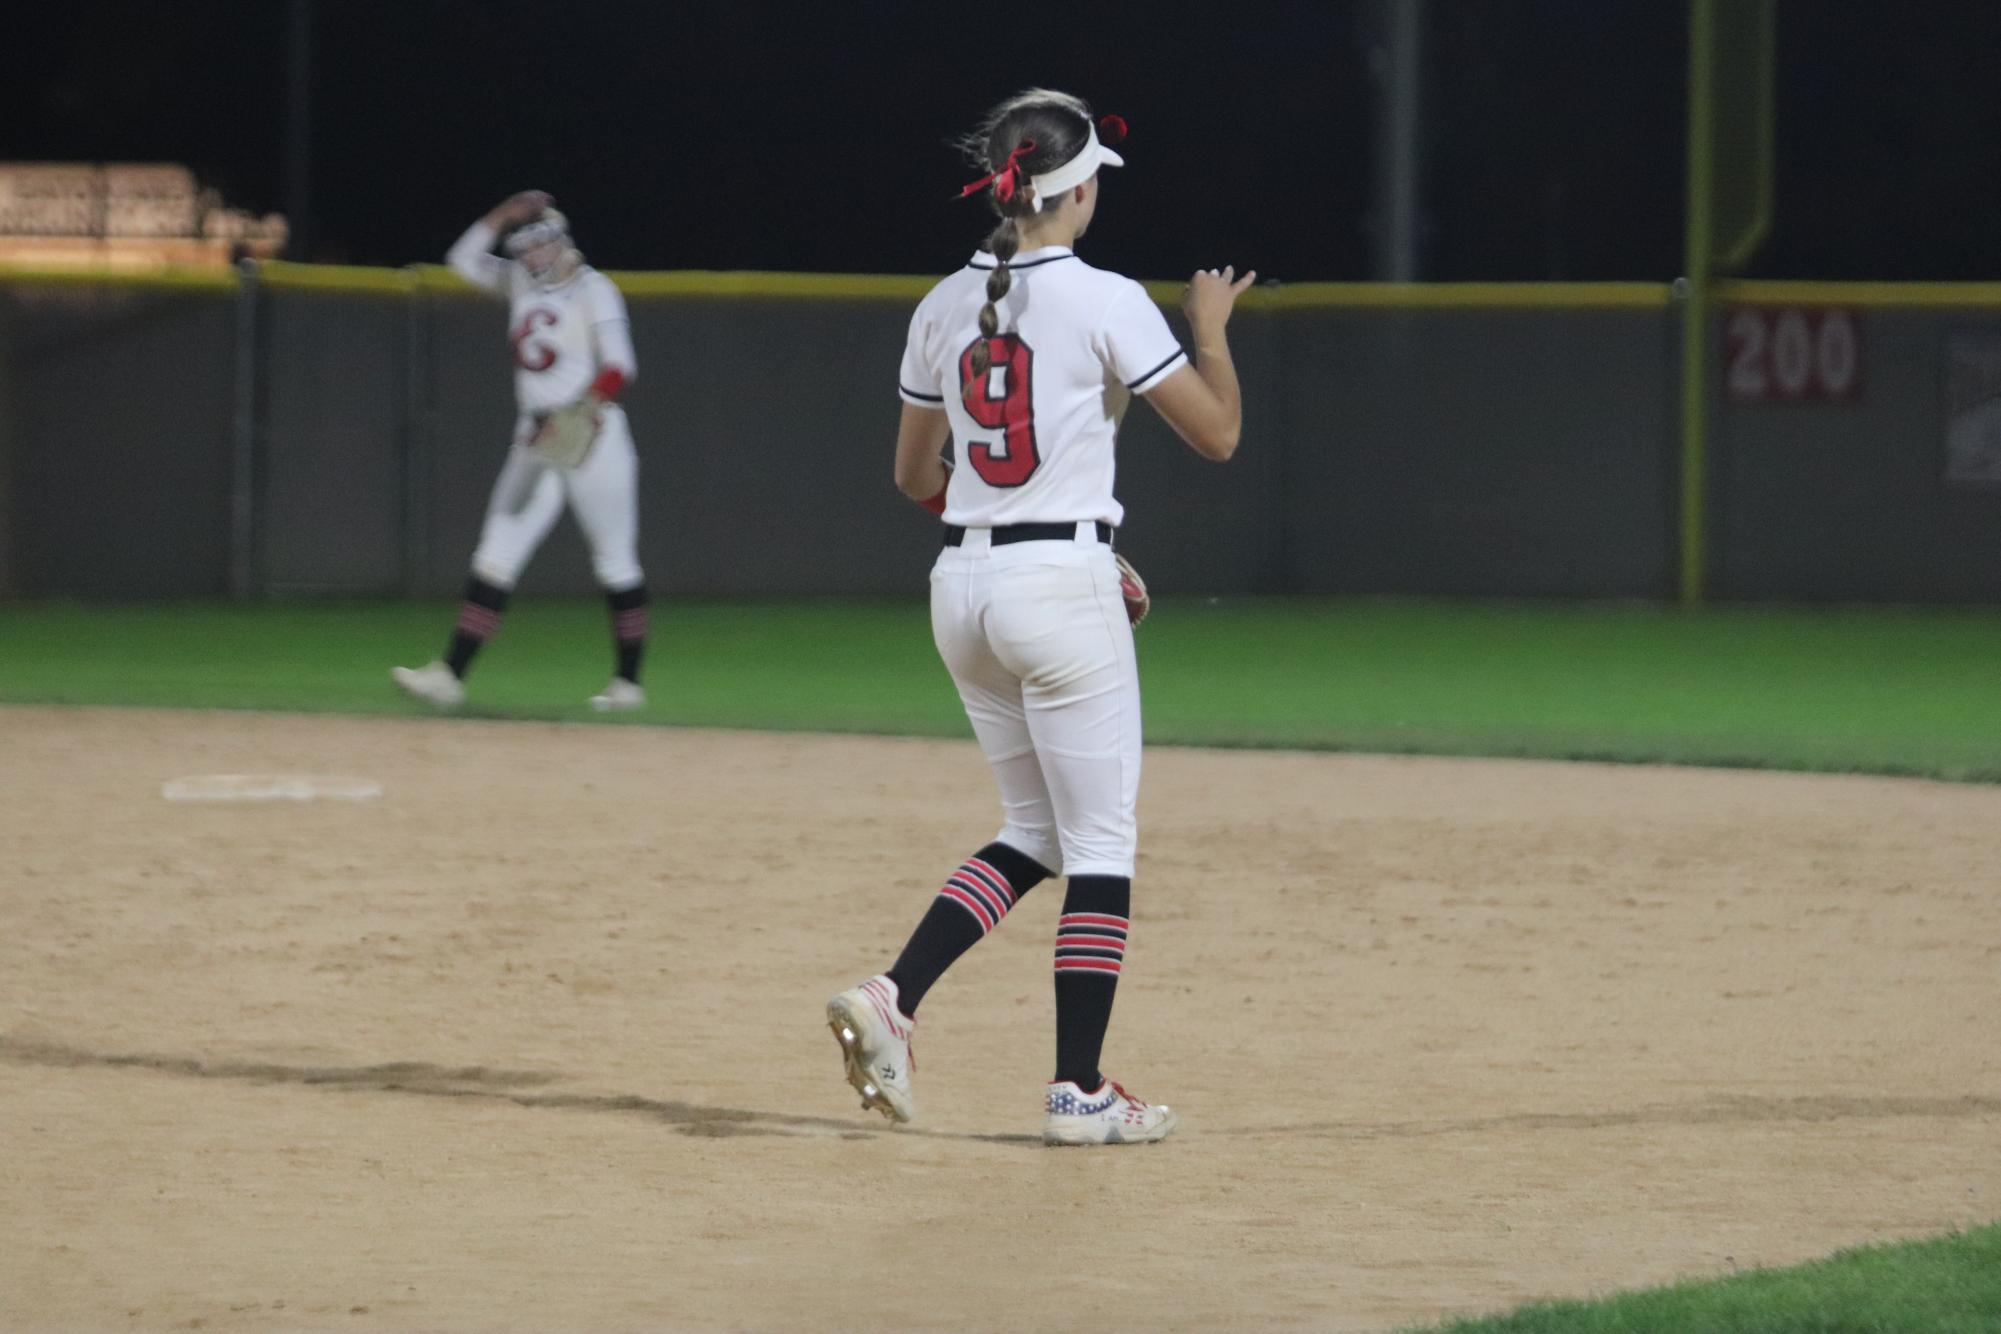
[{"left": 969, "top": 253, "right": 1078, "bottom": 272}]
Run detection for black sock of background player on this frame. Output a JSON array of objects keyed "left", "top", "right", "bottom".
[
  {"left": 606, "top": 583, "right": 648, "bottom": 684},
  {"left": 885, "top": 842, "right": 1051, "bottom": 1017},
  {"left": 1052, "top": 874, "right": 1132, "bottom": 1090},
  {"left": 444, "top": 576, "right": 510, "bottom": 679}
]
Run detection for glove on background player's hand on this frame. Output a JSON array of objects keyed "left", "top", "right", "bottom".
[{"left": 530, "top": 396, "right": 602, "bottom": 469}]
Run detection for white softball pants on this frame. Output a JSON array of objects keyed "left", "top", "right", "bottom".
[
  {"left": 470, "top": 406, "right": 643, "bottom": 590},
  {"left": 930, "top": 525, "right": 1143, "bottom": 879}
]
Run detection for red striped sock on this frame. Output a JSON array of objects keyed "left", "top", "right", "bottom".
[
  {"left": 939, "top": 856, "right": 1023, "bottom": 935},
  {"left": 607, "top": 584, "right": 648, "bottom": 684},
  {"left": 445, "top": 576, "right": 511, "bottom": 678},
  {"left": 885, "top": 842, "right": 1052, "bottom": 1017},
  {"left": 1054, "top": 912, "right": 1129, "bottom": 975},
  {"left": 1052, "top": 874, "right": 1130, "bottom": 1088},
  {"left": 455, "top": 603, "right": 502, "bottom": 639}
]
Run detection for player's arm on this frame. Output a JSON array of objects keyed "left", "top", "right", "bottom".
[
  {"left": 586, "top": 277, "right": 637, "bottom": 406},
  {"left": 1141, "top": 266, "right": 1257, "bottom": 461},
  {"left": 446, "top": 190, "right": 551, "bottom": 293},
  {"left": 894, "top": 404, "right": 952, "bottom": 514},
  {"left": 894, "top": 302, "right": 952, "bottom": 514}
]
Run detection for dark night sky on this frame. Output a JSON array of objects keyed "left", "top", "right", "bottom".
[{"left": 5, "top": 1, "right": 1999, "bottom": 282}]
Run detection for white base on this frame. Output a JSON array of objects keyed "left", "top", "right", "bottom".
[{"left": 162, "top": 774, "right": 383, "bottom": 803}]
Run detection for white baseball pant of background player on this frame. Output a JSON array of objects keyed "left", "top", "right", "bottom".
[
  {"left": 391, "top": 190, "right": 649, "bottom": 712},
  {"left": 473, "top": 397, "right": 641, "bottom": 593}
]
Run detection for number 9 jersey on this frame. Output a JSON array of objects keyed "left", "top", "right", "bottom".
[{"left": 898, "top": 245, "right": 1187, "bottom": 528}]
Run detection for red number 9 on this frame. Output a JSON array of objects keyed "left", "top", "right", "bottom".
[{"left": 957, "top": 335, "right": 1040, "bottom": 487}]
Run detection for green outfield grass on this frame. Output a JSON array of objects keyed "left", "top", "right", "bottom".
[
  {"left": 1407, "top": 1222, "right": 2001, "bottom": 1333},
  {"left": 2, "top": 597, "right": 1999, "bottom": 781}
]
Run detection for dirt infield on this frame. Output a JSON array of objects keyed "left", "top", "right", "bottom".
[{"left": 3, "top": 705, "right": 1998, "bottom": 1332}]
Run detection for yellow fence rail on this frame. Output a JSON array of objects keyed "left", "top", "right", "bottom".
[
  {"left": 0, "top": 264, "right": 236, "bottom": 291},
  {"left": 0, "top": 260, "right": 1680, "bottom": 309},
  {"left": 1714, "top": 280, "right": 2001, "bottom": 308},
  {"left": 10, "top": 263, "right": 2001, "bottom": 312}
]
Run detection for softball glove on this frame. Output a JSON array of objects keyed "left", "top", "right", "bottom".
[
  {"left": 1115, "top": 552, "right": 1150, "bottom": 628},
  {"left": 529, "top": 396, "right": 603, "bottom": 469}
]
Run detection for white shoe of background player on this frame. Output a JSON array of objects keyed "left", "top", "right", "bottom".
[
  {"left": 589, "top": 677, "right": 646, "bottom": 711},
  {"left": 390, "top": 661, "right": 465, "bottom": 708},
  {"left": 826, "top": 974, "right": 916, "bottom": 1123},
  {"left": 1043, "top": 1077, "right": 1178, "bottom": 1146}
]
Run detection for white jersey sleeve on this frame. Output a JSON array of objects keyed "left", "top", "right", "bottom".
[
  {"left": 447, "top": 219, "right": 513, "bottom": 295},
  {"left": 1097, "top": 282, "right": 1187, "bottom": 394},
  {"left": 588, "top": 273, "right": 637, "bottom": 381},
  {"left": 897, "top": 302, "right": 947, "bottom": 408}
]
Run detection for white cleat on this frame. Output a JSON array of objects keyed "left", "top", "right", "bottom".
[
  {"left": 1043, "top": 1078, "right": 1178, "bottom": 1147},
  {"left": 826, "top": 974, "right": 916, "bottom": 1124},
  {"left": 391, "top": 661, "right": 465, "bottom": 708},
  {"left": 589, "top": 677, "right": 646, "bottom": 711}
]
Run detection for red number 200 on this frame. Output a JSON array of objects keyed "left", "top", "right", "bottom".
[{"left": 957, "top": 335, "right": 1040, "bottom": 487}]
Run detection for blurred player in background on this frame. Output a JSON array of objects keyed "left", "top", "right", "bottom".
[
  {"left": 392, "top": 190, "right": 649, "bottom": 711},
  {"left": 827, "top": 90, "right": 1253, "bottom": 1145}
]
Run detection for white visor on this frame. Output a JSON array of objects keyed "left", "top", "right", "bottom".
[
  {"left": 1029, "top": 124, "right": 1124, "bottom": 212},
  {"left": 504, "top": 210, "right": 570, "bottom": 257}
]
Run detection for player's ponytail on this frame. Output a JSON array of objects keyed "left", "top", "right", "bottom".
[
  {"left": 957, "top": 90, "right": 1096, "bottom": 399},
  {"left": 967, "top": 190, "right": 1027, "bottom": 391}
]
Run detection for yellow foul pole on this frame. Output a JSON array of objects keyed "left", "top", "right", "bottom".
[{"left": 1679, "top": 0, "right": 1716, "bottom": 607}]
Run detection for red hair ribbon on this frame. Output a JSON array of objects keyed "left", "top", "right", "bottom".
[
  {"left": 1098, "top": 115, "right": 1127, "bottom": 145},
  {"left": 957, "top": 138, "right": 1037, "bottom": 202}
]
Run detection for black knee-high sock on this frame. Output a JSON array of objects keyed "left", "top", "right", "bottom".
[
  {"left": 885, "top": 842, "right": 1052, "bottom": 1018},
  {"left": 1052, "top": 874, "right": 1131, "bottom": 1089},
  {"left": 607, "top": 583, "right": 648, "bottom": 684},
  {"left": 445, "top": 576, "right": 510, "bottom": 679}
]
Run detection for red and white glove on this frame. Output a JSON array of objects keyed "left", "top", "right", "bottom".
[
  {"left": 528, "top": 394, "right": 603, "bottom": 468},
  {"left": 1114, "top": 553, "right": 1150, "bottom": 628}
]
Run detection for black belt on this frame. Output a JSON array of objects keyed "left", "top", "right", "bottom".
[{"left": 943, "top": 521, "right": 1115, "bottom": 548}]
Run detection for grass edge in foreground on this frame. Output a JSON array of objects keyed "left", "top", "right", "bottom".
[{"left": 1404, "top": 1221, "right": 2001, "bottom": 1333}]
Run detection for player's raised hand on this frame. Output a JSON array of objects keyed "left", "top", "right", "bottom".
[
  {"left": 489, "top": 190, "right": 553, "bottom": 229},
  {"left": 1182, "top": 266, "right": 1257, "bottom": 338}
]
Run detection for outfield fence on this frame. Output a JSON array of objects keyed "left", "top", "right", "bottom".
[{"left": 0, "top": 265, "right": 1996, "bottom": 602}]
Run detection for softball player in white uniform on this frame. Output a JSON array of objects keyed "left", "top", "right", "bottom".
[
  {"left": 392, "top": 190, "right": 650, "bottom": 711},
  {"left": 828, "top": 90, "right": 1254, "bottom": 1145}
]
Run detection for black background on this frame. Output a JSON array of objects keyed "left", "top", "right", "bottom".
[{"left": 5, "top": 1, "right": 1998, "bottom": 281}]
